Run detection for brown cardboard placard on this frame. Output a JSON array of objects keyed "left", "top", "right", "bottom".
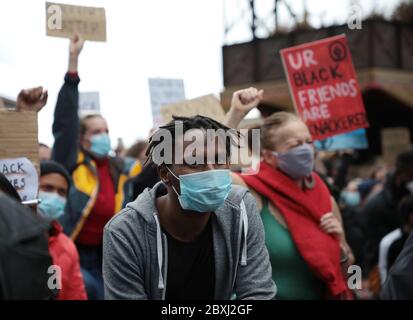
[
  {"left": 46, "top": 2, "right": 106, "bottom": 42},
  {"left": 0, "top": 111, "right": 39, "bottom": 173},
  {"left": 381, "top": 127, "right": 411, "bottom": 167},
  {"left": 160, "top": 94, "right": 226, "bottom": 125}
]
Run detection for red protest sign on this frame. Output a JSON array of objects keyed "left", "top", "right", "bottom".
[{"left": 280, "top": 34, "right": 369, "bottom": 141}]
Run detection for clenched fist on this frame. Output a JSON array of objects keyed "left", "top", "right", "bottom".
[
  {"left": 231, "top": 87, "right": 264, "bottom": 115},
  {"left": 16, "top": 87, "right": 48, "bottom": 112}
]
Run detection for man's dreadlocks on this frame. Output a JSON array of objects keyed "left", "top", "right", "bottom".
[{"left": 145, "top": 115, "right": 241, "bottom": 165}]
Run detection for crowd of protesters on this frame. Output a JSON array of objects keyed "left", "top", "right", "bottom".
[{"left": 1, "top": 34, "right": 413, "bottom": 300}]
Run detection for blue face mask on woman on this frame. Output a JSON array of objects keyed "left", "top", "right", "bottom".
[
  {"left": 38, "top": 191, "right": 67, "bottom": 222},
  {"left": 90, "top": 133, "right": 111, "bottom": 158},
  {"left": 166, "top": 167, "right": 232, "bottom": 213}
]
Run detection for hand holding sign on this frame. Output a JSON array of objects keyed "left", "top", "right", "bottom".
[
  {"left": 70, "top": 33, "right": 85, "bottom": 57},
  {"left": 69, "top": 34, "right": 85, "bottom": 73},
  {"left": 16, "top": 87, "right": 48, "bottom": 112}
]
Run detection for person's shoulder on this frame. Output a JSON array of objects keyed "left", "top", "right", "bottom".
[
  {"left": 225, "top": 185, "right": 259, "bottom": 218},
  {"left": 362, "top": 188, "right": 388, "bottom": 212},
  {"left": 49, "top": 224, "right": 79, "bottom": 260},
  {"left": 104, "top": 197, "right": 155, "bottom": 248},
  {"left": 240, "top": 188, "right": 258, "bottom": 207},
  {"left": 104, "top": 206, "right": 151, "bottom": 258},
  {"left": 56, "top": 232, "right": 78, "bottom": 258},
  {"left": 231, "top": 172, "right": 248, "bottom": 187},
  {"left": 226, "top": 184, "right": 250, "bottom": 207},
  {"left": 106, "top": 206, "right": 138, "bottom": 231}
]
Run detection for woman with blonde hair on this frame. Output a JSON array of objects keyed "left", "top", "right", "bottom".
[{"left": 225, "top": 88, "right": 355, "bottom": 299}]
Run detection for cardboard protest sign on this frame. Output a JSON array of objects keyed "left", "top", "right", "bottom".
[
  {"left": 149, "top": 78, "right": 186, "bottom": 127},
  {"left": 381, "top": 127, "right": 411, "bottom": 167},
  {"left": 315, "top": 128, "right": 368, "bottom": 151},
  {"left": 0, "top": 157, "right": 39, "bottom": 201},
  {"left": 280, "top": 34, "right": 368, "bottom": 140},
  {"left": 79, "top": 91, "right": 100, "bottom": 116},
  {"left": 160, "top": 94, "right": 226, "bottom": 124},
  {"left": 46, "top": 2, "right": 106, "bottom": 42},
  {"left": 0, "top": 111, "right": 39, "bottom": 173}
]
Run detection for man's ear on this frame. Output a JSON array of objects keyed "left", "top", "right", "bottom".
[{"left": 158, "top": 165, "right": 170, "bottom": 184}]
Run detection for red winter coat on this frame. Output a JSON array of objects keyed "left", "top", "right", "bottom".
[{"left": 48, "top": 221, "right": 87, "bottom": 300}]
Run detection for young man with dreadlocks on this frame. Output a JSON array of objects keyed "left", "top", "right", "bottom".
[{"left": 102, "top": 115, "right": 276, "bottom": 300}]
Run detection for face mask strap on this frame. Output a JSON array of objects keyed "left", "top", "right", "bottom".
[
  {"left": 271, "top": 151, "right": 279, "bottom": 160},
  {"left": 165, "top": 165, "right": 180, "bottom": 181},
  {"left": 170, "top": 184, "right": 181, "bottom": 197},
  {"left": 165, "top": 166, "right": 181, "bottom": 197}
]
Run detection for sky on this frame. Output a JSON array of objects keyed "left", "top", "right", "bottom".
[{"left": 0, "top": 0, "right": 402, "bottom": 148}]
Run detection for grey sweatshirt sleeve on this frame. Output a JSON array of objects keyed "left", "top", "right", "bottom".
[
  {"left": 234, "top": 192, "right": 277, "bottom": 300},
  {"left": 103, "top": 216, "right": 147, "bottom": 300}
]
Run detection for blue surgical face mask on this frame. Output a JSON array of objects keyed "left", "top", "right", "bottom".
[
  {"left": 166, "top": 167, "right": 232, "bottom": 213},
  {"left": 273, "top": 143, "right": 314, "bottom": 180},
  {"left": 341, "top": 191, "right": 361, "bottom": 207},
  {"left": 38, "top": 191, "right": 67, "bottom": 222},
  {"left": 90, "top": 133, "right": 111, "bottom": 158}
]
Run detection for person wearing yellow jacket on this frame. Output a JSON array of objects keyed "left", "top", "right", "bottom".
[{"left": 51, "top": 34, "right": 141, "bottom": 299}]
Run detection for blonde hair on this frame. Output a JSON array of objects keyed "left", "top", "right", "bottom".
[{"left": 261, "top": 112, "right": 300, "bottom": 150}]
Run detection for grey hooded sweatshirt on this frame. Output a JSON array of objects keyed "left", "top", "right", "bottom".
[{"left": 103, "top": 181, "right": 276, "bottom": 300}]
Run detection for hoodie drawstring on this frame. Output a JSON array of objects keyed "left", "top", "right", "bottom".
[
  {"left": 153, "top": 200, "right": 247, "bottom": 293},
  {"left": 240, "top": 200, "right": 248, "bottom": 266},
  {"left": 153, "top": 213, "right": 165, "bottom": 289}
]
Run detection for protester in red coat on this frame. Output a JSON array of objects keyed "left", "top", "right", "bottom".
[
  {"left": 48, "top": 221, "right": 87, "bottom": 300},
  {"left": 38, "top": 160, "right": 87, "bottom": 300}
]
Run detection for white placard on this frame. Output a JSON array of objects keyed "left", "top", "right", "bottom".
[
  {"left": 148, "top": 78, "right": 186, "bottom": 127},
  {"left": 0, "top": 157, "right": 39, "bottom": 201},
  {"left": 79, "top": 92, "right": 100, "bottom": 116}
]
